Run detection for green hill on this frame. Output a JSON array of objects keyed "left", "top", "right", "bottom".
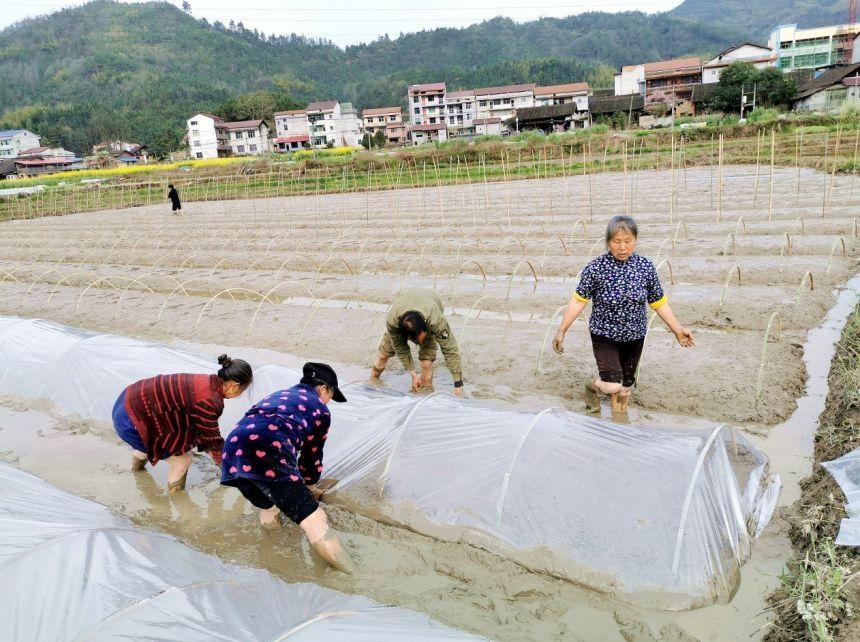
[
  {"left": 0, "top": 0, "right": 747, "bottom": 155},
  {"left": 670, "top": 0, "right": 851, "bottom": 39}
]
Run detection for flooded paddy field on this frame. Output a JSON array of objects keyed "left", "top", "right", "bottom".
[{"left": 0, "top": 164, "right": 857, "bottom": 640}]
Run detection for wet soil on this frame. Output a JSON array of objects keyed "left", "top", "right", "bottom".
[{"left": 1, "top": 165, "right": 859, "bottom": 639}]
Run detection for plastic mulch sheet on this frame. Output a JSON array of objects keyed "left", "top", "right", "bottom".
[
  {"left": 0, "top": 462, "right": 481, "bottom": 641},
  {"left": 0, "top": 317, "right": 781, "bottom": 610},
  {"left": 821, "top": 446, "right": 860, "bottom": 546}
]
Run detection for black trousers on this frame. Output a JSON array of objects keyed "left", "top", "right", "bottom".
[{"left": 590, "top": 333, "right": 645, "bottom": 388}]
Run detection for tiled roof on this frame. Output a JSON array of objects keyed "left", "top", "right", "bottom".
[
  {"left": 18, "top": 147, "right": 49, "bottom": 155},
  {"left": 622, "top": 57, "right": 701, "bottom": 73},
  {"left": 306, "top": 100, "right": 338, "bottom": 112},
  {"left": 14, "top": 157, "right": 81, "bottom": 166},
  {"left": 274, "top": 110, "right": 307, "bottom": 116},
  {"left": 589, "top": 94, "right": 644, "bottom": 114},
  {"left": 795, "top": 63, "right": 860, "bottom": 100},
  {"left": 0, "top": 129, "right": 29, "bottom": 138},
  {"left": 409, "top": 83, "right": 446, "bottom": 93},
  {"left": 221, "top": 119, "right": 266, "bottom": 130},
  {"left": 534, "top": 82, "right": 589, "bottom": 96},
  {"left": 362, "top": 106, "right": 401, "bottom": 116},
  {"left": 411, "top": 123, "right": 447, "bottom": 132},
  {"left": 274, "top": 135, "right": 310, "bottom": 143},
  {"left": 473, "top": 117, "right": 502, "bottom": 125},
  {"left": 513, "top": 103, "right": 578, "bottom": 121},
  {"left": 474, "top": 83, "right": 535, "bottom": 96},
  {"left": 445, "top": 89, "right": 476, "bottom": 99}
]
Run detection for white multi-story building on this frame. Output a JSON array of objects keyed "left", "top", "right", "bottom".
[
  {"left": 222, "top": 120, "right": 270, "bottom": 156},
  {"left": 186, "top": 113, "right": 228, "bottom": 159},
  {"left": 338, "top": 103, "right": 364, "bottom": 147},
  {"left": 534, "top": 83, "right": 590, "bottom": 110},
  {"left": 362, "top": 106, "right": 401, "bottom": 134},
  {"left": 0, "top": 129, "right": 42, "bottom": 159},
  {"left": 770, "top": 23, "right": 860, "bottom": 71},
  {"left": 702, "top": 43, "right": 776, "bottom": 84},
  {"left": 474, "top": 84, "right": 536, "bottom": 124},
  {"left": 273, "top": 110, "right": 310, "bottom": 152},
  {"left": 614, "top": 57, "right": 703, "bottom": 104},
  {"left": 305, "top": 100, "right": 362, "bottom": 148},
  {"left": 407, "top": 83, "right": 446, "bottom": 127},
  {"left": 442, "top": 90, "right": 477, "bottom": 137}
]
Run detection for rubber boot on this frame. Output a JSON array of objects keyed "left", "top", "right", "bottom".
[
  {"left": 584, "top": 380, "right": 601, "bottom": 414},
  {"left": 310, "top": 529, "right": 356, "bottom": 575},
  {"left": 131, "top": 454, "right": 147, "bottom": 472},
  {"left": 167, "top": 470, "right": 188, "bottom": 494}
]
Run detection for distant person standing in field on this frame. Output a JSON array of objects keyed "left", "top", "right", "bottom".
[
  {"left": 553, "top": 215, "right": 694, "bottom": 417},
  {"left": 167, "top": 183, "right": 181, "bottom": 214},
  {"left": 371, "top": 287, "right": 464, "bottom": 397},
  {"left": 111, "top": 355, "right": 253, "bottom": 493}
]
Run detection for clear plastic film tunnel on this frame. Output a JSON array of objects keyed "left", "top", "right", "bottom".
[
  {"left": 0, "top": 317, "right": 781, "bottom": 611},
  {"left": 0, "top": 462, "right": 481, "bottom": 641}
]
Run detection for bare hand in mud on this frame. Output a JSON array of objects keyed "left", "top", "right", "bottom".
[
  {"left": 307, "top": 484, "right": 325, "bottom": 500},
  {"left": 552, "top": 331, "right": 565, "bottom": 354},
  {"left": 674, "top": 327, "right": 695, "bottom": 347},
  {"left": 409, "top": 372, "right": 421, "bottom": 392},
  {"left": 453, "top": 386, "right": 464, "bottom": 398}
]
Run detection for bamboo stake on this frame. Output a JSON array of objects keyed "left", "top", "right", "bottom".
[
  {"left": 623, "top": 140, "right": 630, "bottom": 216},
  {"left": 670, "top": 134, "right": 676, "bottom": 224},
  {"left": 794, "top": 130, "right": 803, "bottom": 203},
  {"left": 768, "top": 129, "right": 775, "bottom": 222},
  {"left": 717, "top": 134, "right": 724, "bottom": 222},
  {"left": 851, "top": 126, "right": 859, "bottom": 203},
  {"left": 828, "top": 123, "right": 842, "bottom": 208},
  {"left": 822, "top": 132, "right": 829, "bottom": 218},
  {"left": 753, "top": 129, "right": 762, "bottom": 205}
]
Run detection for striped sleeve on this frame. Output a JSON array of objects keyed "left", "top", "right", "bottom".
[{"left": 191, "top": 398, "right": 224, "bottom": 453}]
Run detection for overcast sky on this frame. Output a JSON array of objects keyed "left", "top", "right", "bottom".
[{"left": 2, "top": 0, "right": 685, "bottom": 46}]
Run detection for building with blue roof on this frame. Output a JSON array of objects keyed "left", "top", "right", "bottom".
[{"left": 0, "top": 129, "right": 42, "bottom": 160}]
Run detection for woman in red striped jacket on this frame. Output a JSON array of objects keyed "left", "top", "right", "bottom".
[{"left": 112, "top": 355, "right": 253, "bottom": 493}]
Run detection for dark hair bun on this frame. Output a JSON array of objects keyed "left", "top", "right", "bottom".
[{"left": 217, "top": 354, "right": 233, "bottom": 367}]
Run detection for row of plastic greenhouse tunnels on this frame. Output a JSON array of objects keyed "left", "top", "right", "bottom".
[{"left": 0, "top": 317, "right": 781, "bottom": 639}]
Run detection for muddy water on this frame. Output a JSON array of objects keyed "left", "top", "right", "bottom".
[{"left": 2, "top": 273, "right": 857, "bottom": 642}]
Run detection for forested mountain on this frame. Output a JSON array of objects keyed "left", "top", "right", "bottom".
[
  {"left": 670, "top": 0, "right": 851, "bottom": 39},
  {"left": 0, "top": 0, "right": 825, "bottom": 155}
]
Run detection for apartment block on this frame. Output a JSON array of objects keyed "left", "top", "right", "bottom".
[
  {"left": 407, "top": 83, "right": 446, "bottom": 126},
  {"left": 770, "top": 23, "right": 860, "bottom": 71},
  {"left": 442, "top": 90, "right": 476, "bottom": 137}
]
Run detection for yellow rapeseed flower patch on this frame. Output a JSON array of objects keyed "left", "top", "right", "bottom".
[
  {"left": 11, "top": 156, "right": 253, "bottom": 185},
  {"left": 292, "top": 146, "right": 359, "bottom": 159}
]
